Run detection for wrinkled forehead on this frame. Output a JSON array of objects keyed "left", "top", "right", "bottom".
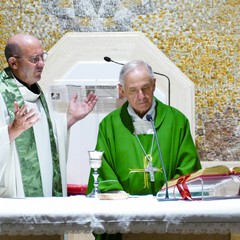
[{"left": 124, "top": 68, "right": 154, "bottom": 88}]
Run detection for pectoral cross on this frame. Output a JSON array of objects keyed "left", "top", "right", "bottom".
[
  {"left": 144, "top": 155, "right": 160, "bottom": 182},
  {"left": 129, "top": 154, "right": 162, "bottom": 188}
]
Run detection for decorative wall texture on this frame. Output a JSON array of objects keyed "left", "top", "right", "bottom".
[{"left": 0, "top": 0, "right": 239, "bottom": 162}]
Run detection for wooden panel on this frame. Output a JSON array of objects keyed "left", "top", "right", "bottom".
[
  {"left": 231, "top": 234, "right": 240, "bottom": 240},
  {"left": 0, "top": 235, "right": 63, "bottom": 240},
  {"left": 123, "top": 233, "right": 230, "bottom": 240}
]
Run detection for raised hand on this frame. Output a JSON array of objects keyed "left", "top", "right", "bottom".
[
  {"left": 67, "top": 92, "right": 98, "bottom": 129},
  {"left": 8, "top": 101, "right": 39, "bottom": 142}
]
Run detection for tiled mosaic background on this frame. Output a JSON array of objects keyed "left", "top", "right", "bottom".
[{"left": 0, "top": 0, "right": 239, "bottom": 162}]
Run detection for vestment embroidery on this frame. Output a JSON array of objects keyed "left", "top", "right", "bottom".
[
  {"left": 129, "top": 133, "right": 162, "bottom": 188},
  {"left": 0, "top": 68, "right": 62, "bottom": 196}
]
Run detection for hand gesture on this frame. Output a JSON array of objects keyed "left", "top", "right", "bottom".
[
  {"left": 67, "top": 92, "right": 98, "bottom": 128},
  {"left": 8, "top": 101, "right": 39, "bottom": 142}
]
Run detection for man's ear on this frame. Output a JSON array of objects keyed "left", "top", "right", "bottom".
[
  {"left": 8, "top": 57, "right": 18, "bottom": 69},
  {"left": 153, "top": 78, "right": 156, "bottom": 91},
  {"left": 118, "top": 84, "right": 125, "bottom": 99}
]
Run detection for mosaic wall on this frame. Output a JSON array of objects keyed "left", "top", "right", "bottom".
[{"left": 0, "top": 0, "right": 239, "bottom": 162}]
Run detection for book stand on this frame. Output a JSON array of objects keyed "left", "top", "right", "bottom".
[{"left": 157, "top": 174, "right": 240, "bottom": 201}]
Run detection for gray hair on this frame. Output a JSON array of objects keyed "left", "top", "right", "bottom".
[{"left": 119, "top": 60, "right": 155, "bottom": 88}]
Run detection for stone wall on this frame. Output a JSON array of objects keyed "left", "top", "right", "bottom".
[{"left": 0, "top": 0, "right": 239, "bottom": 162}]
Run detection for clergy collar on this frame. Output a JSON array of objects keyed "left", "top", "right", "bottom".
[
  {"left": 16, "top": 78, "right": 40, "bottom": 95},
  {"left": 16, "top": 80, "right": 40, "bottom": 102},
  {"left": 8, "top": 69, "right": 41, "bottom": 102},
  {"left": 127, "top": 98, "right": 156, "bottom": 122},
  {"left": 127, "top": 99, "right": 156, "bottom": 135},
  {"left": 10, "top": 70, "right": 40, "bottom": 95}
]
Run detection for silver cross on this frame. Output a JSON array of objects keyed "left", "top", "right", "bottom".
[{"left": 144, "top": 155, "right": 159, "bottom": 182}]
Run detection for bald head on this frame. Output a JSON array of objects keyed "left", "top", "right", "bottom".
[
  {"left": 5, "top": 34, "right": 42, "bottom": 62},
  {"left": 5, "top": 33, "right": 45, "bottom": 86}
]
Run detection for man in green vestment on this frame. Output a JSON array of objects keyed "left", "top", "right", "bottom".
[
  {"left": 87, "top": 60, "right": 201, "bottom": 240},
  {"left": 0, "top": 33, "right": 97, "bottom": 198}
]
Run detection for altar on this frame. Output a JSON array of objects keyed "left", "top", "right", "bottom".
[{"left": 0, "top": 195, "right": 240, "bottom": 240}]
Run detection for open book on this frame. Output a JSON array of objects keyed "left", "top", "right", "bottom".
[{"left": 158, "top": 165, "right": 240, "bottom": 200}]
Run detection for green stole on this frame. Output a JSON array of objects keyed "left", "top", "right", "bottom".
[{"left": 0, "top": 68, "right": 62, "bottom": 197}]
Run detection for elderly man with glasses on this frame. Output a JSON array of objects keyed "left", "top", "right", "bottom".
[
  {"left": 0, "top": 33, "right": 98, "bottom": 198},
  {"left": 88, "top": 60, "right": 201, "bottom": 240}
]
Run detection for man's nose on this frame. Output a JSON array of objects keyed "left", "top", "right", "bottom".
[
  {"left": 37, "top": 58, "right": 45, "bottom": 67},
  {"left": 137, "top": 89, "right": 145, "bottom": 98}
]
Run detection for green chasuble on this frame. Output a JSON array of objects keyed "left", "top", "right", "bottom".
[
  {"left": 88, "top": 98, "right": 201, "bottom": 196},
  {"left": 88, "top": 99, "right": 201, "bottom": 240}
]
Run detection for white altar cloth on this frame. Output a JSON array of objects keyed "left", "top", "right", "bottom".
[{"left": 0, "top": 195, "right": 240, "bottom": 235}]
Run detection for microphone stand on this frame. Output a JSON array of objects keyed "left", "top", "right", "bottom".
[
  {"left": 104, "top": 56, "right": 171, "bottom": 105},
  {"left": 146, "top": 114, "right": 170, "bottom": 201}
]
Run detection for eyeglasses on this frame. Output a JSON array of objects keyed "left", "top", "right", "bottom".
[{"left": 14, "top": 52, "right": 48, "bottom": 64}]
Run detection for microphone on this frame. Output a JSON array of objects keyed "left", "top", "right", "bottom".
[
  {"left": 146, "top": 114, "right": 170, "bottom": 200},
  {"left": 104, "top": 56, "right": 124, "bottom": 66},
  {"left": 104, "top": 56, "right": 171, "bottom": 105}
]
